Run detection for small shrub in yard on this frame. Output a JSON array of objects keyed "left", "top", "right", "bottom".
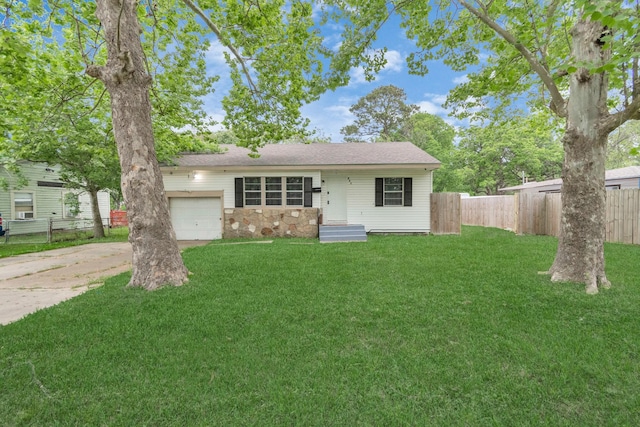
[{"left": 1, "top": 227, "right": 639, "bottom": 425}]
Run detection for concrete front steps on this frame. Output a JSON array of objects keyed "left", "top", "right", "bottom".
[{"left": 319, "top": 224, "right": 367, "bottom": 243}]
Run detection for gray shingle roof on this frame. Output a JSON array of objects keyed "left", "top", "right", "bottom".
[{"left": 169, "top": 142, "right": 440, "bottom": 169}]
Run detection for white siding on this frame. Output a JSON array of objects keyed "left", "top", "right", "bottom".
[
  {"left": 1, "top": 163, "right": 64, "bottom": 221},
  {"left": 321, "top": 169, "right": 433, "bottom": 233},
  {"left": 77, "top": 191, "right": 111, "bottom": 223},
  {"left": 162, "top": 167, "right": 433, "bottom": 233},
  {"left": 0, "top": 163, "right": 111, "bottom": 230},
  {"left": 162, "top": 169, "right": 322, "bottom": 209}
]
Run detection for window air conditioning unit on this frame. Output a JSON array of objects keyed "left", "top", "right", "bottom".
[{"left": 17, "top": 211, "right": 34, "bottom": 220}]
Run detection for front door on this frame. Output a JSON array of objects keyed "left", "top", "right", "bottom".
[{"left": 324, "top": 175, "right": 347, "bottom": 224}]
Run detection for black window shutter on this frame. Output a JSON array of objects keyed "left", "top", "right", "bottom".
[
  {"left": 403, "top": 178, "right": 413, "bottom": 206},
  {"left": 304, "top": 177, "right": 313, "bottom": 207},
  {"left": 375, "top": 178, "right": 384, "bottom": 206},
  {"left": 235, "top": 178, "right": 244, "bottom": 207}
]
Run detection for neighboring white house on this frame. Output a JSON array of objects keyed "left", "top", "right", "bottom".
[
  {"left": 499, "top": 166, "right": 640, "bottom": 194},
  {"left": 0, "top": 161, "right": 110, "bottom": 234},
  {"left": 161, "top": 142, "right": 441, "bottom": 240}
]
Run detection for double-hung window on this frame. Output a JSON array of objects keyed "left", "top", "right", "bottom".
[
  {"left": 286, "top": 177, "right": 304, "bottom": 206},
  {"left": 375, "top": 177, "right": 413, "bottom": 207},
  {"left": 265, "top": 177, "right": 283, "bottom": 205},
  {"left": 235, "top": 177, "right": 313, "bottom": 208},
  {"left": 384, "top": 178, "right": 404, "bottom": 206},
  {"left": 244, "top": 177, "right": 262, "bottom": 206}
]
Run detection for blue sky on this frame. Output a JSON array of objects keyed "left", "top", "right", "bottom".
[{"left": 202, "top": 14, "right": 475, "bottom": 142}]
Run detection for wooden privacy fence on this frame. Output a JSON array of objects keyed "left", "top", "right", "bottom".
[
  {"left": 461, "top": 189, "right": 640, "bottom": 245},
  {"left": 516, "top": 193, "right": 561, "bottom": 237},
  {"left": 461, "top": 196, "right": 516, "bottom": 231},
  {"left": 604, "top": 189, "right": 640, "bottom": 244},
  {"left": 430, "top": 192, "right": 461, "bottom": 235}
]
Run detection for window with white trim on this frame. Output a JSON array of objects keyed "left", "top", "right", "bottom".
[
  {"left": 244, "top": 177, "right": 262, "bottom": 206},
  {"left": 286, "top": 177, "right": 304, "bottom": 206},
  {"left": 384, "top": 178, "right": 404, "bottom": 206},
  {"left": 236, "top": 177, "right": 312, "bottom": 208},
  {"left": 13, "top": 192, "right": 34, "bottom": 219},
  {"left": 265, "top": 177, "right": 283, "bottom": 205},
  {"left": 375, "top": 177, "right": 413, "bottom": 207}
]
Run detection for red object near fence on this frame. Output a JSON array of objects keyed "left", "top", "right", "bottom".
[{"left": 110, "top": 210, "right": 128, "bottom": 227}]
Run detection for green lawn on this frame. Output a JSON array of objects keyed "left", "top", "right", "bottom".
[
  {"left": 0, "top": 227, "right": 128, "bottom": 258},
  {"left": 1, "top": 227, "right": 639, "bottom": 426}
]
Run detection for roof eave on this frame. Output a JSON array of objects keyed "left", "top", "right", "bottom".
[{"left": 162, "top": 163, "right": 441, "bottom": 171}]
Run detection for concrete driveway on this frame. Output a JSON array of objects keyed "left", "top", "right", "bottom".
[
  {"left": 0, "top": 241, "right": 208, "bottom": 326},
  {"left": 0, "top": 242, "right": 132, "bottom": 326}
]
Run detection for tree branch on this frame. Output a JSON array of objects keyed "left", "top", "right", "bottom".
[
  {"left": 459, "top": 0, "right": 567, "bottom": 117},
  {"left": 179, "top": 0, "right": 259, "bottom": 94},
  {"left": 86, "top": 64, "right": 106, "bottom": 82},
  {"left": 601, "top": 97, "right": 640, "bottom": 135},
  {"left": 71, "top": 12, "right": 93, "bottom": 67},
  {"left": 76, "top": 86, "right": 108, "bottom": 120},
  {"left": 633, "top": 56, "right": 639, "bottom": 100},
  {"left": 2, "top": 0, "right": 15, "bottom": 28}
]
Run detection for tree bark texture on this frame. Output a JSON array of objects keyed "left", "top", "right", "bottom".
[
  {"left": 549, "top": 20, "right": 611, "bottom": 294},
  {"left": 89, "top": 188, "right": 106, "bottom": 239},
  {"left": 88, "top": 0, "right": 188, "bottom": 289}
]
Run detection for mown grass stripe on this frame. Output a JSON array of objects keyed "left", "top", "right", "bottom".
[{"left": 1, "top": 227, "right": 639, "bottom": 425}]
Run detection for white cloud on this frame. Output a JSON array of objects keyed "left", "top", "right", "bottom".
[
  {"left": 204, "top": 110, "right": 226, "bottom": 126},
  {"left": 417, "top": 100, "right": 446, "bottom": 115},
  {"left": 418, "top": 92, "right": 449, "bottom": 116},
  {"left": 205, "top": 41, "right": 229, "bottom": 66},
  {"left": 424, "top": 92, "right": 448, "bottom": 105},
  {"left": 348, "top": 49, "right": 404, "bottom": 86},
  {"left": 337, "top": 95, "right": 359, "bottom": 105},
  {"left": 330, "top": 39, "right": 343, "bottom": 52},
  {"left": 383, "top": 50, "right": 403, "bottom": 72},
  {"left": 350, "top": 67, "right": 369, "bottom": 85},
  {"left": 301, "top": 95, "right": 357, "bottom": 142},
  {"left": 417, "top": 92, "right": 477, "bottom": 129},
  {"left": 325, "top": 105, "right": 353, "bottom": 117},
  {"left": 452, "top": 74, "right": 469, "bottom": 85}
]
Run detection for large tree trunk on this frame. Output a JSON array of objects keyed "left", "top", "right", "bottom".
[
  {"left": 549, "top": 20, "right": 610, "bottom": 294},
  {"left": 88, "top": 188, "right": 106, "bottom": 239},
  {"left": 87, "top": 0, "right": 188, "bottom": 290}
]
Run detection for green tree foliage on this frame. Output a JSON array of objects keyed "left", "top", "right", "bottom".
[
  {"left": 340, "top": 85, "right": 418, "bottom": 142},
  {"left": 201, "top": 130, "right": 240, "bottom": 146},
  {"left": 281, "top": 132, "right": 332, "bottom": 144},
  {"left": 396, "top": 113, "right": 458, "bottom": 192},
  {"left": 181, "top": 0, "right": 339, "bottom": 146},
  {"left": 329, "top": 0, "right": 640, "bottom": 292},
  {"left": 607, "top": 121, "right": 640, "bottom": 169},
  {"left": 339, "top": 86, "right": 457, "bottom": 190},
  {"left": 455, "top": 113, "right": 563, "bottom": 195},
  {"left": 2, "top": 0, "right": 347, "bottom": 289},
  {"left": 1, "top": 1, "right": 216, "bottom": 238}
]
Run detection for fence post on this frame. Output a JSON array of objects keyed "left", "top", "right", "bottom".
[
  {"left": 514, "top": 193, "right": 519, "bottom": 234},
  {"left": 48, "top": 218, "right": 53, "bottom": 243}
]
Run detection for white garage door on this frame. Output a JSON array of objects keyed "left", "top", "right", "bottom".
[{"left": 169, "top": 197, "right": 222, "bottom": 240}]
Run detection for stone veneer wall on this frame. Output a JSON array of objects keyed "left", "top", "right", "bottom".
[{"left": 224, "top": 208, "right": 319, "bottom": 238}]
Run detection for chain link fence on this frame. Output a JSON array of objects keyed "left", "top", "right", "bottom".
[{"left": 1, "top": 217, "right": 112, "bottom": 244}]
